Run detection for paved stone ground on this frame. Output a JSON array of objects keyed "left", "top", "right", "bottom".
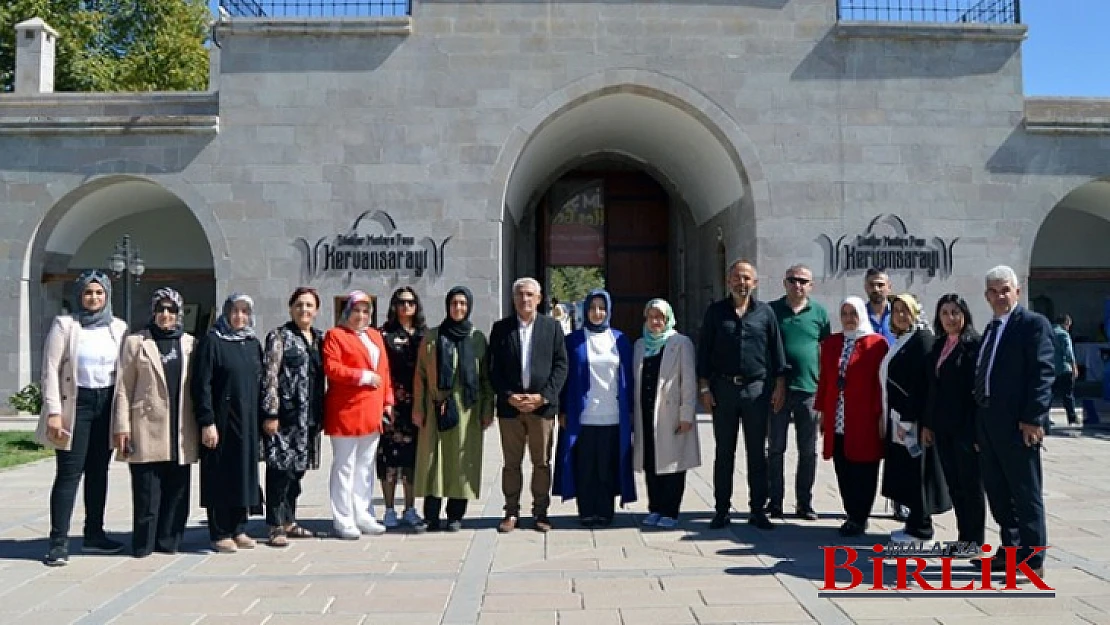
[{"left": 2, "top": 411, "right": 1110, "bottom": 625}]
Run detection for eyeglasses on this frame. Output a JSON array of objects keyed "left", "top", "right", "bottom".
[
  {"left": 786, "top": 277, "right": 811, "bottom": 285},
  {"left": 155, "top": 304, "right": 179, "bottom": 314},
  {"left": 395, "top": 299, "right": 417, "bottom": 307}
]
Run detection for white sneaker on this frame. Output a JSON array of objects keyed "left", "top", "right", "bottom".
[
  {"left": 657, "top": 516, "right": 679, "bottom": 529},
  {"left": 334, "top": 525, "right": 360, "bottom": 540},
  {"left": 357, "top": 517, "right": 387, "bottom": 536},
  {"left": 383, "top": 509, "right": 399, "bottom": 529},
  {"left": 642, "top": 513, "right": 661, "bottom": 527},
  {"left": 402, "top": 508, "right": 424, "bottom": 527}
]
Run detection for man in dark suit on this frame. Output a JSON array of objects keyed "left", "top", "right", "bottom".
[
  {"left": 974, "top": 265, "right": 1055, "bottom": 579},
  {"left": 489, "top": 277, "right": 569, "bottom": 533}
]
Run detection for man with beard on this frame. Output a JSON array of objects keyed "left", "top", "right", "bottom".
[
  {"left": 697, "top": 260, "right": 787, "bottom": 530},
  {"left": 864, "top": 268, "right": 896, "bottom": 346}
]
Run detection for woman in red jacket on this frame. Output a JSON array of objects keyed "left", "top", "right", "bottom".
[
  {"left": 815, "top": 296, "right": 889, "bottom": 537},
  {"left": 323, "top": 291, "right": 394, "bottom": 540}
]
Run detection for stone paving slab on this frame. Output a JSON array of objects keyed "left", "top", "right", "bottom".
[{"left": 1, "top": 421, "right": 1109, "bottom": 624}]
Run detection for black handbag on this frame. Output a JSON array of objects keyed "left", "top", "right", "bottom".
[{"left": 436, "top": 396, "right": 460, "bottom": 432}]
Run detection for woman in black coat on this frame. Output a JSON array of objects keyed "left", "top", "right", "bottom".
[
  {"left": 922, "top": 294, "right": 985, "bottom": 548},
  {"left": 192, "top": 293, "right": 263, "bottom": 553},
  {"left": 880, "top": 293, "right": 950, "bottom": 541}
]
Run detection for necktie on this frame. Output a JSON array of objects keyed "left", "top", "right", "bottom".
[{"left": 974, "top": 319, "right": 1001, "bottom": 406}]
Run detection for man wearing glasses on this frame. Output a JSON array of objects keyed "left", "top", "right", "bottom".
[{"left": 767, "top": 265, "right": 830, "bottom": 521}]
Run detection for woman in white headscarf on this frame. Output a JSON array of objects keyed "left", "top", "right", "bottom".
[
  {"left": 631, "top": 298, "right": 700, "bottom": 529},
  {"left": 815, "top": 296, "right": 889, "bottom": 537},
  {"left": 37, "top": 270, "right": 129, "bottom": 566},
  {"left": 191, "top": 292, "right": 264, "bottom": 553}
]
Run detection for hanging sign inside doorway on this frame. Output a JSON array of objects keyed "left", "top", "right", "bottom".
[
  {"left": 548, "top": 180, "right": 605, "bottom": 266},
  {"left": 816, "top": 214, "right": 958, "bottom": 284},
  {"left": 294, "top": 210, "right": 451, "bottom": 285}
]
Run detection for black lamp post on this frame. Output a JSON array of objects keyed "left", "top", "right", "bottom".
[{"left": 108, "top": 234, "right": 145, "bottom": 327}]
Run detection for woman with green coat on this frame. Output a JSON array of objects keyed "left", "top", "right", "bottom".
[{"left": 412, "top": 286, "right": 494, "bottom": 531}]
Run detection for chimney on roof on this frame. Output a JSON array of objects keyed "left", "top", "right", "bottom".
[{"left": 14, "top": 18, "right": 59, "bottom": 95}]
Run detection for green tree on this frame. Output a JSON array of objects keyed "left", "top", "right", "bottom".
[
  {"left": 548, "top": 266, "right": 605, "bottom": 306},
  {"left": 0, "top": 0, "right": 210, "bottom": 93}
]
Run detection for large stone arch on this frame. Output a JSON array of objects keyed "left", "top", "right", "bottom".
[
  {"left": 491, "top": 68, "right": 765, "bottom": 321},
  {"left": 1027, "top": 176, "right": 1110, "bottom": 340},
  {"left": 18, "top": 170, "right": 225, "bottom": 388}
]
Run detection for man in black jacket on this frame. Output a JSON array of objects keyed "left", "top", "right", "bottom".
[
  {"left": 489, "top": 277, "right": 568, "bottom": 533},
  {"left": 975, "top": 265, "right": 1055, "bottom": 580},
  {"left": 697, "top": 259, "right": 787, "bottom": 531}
]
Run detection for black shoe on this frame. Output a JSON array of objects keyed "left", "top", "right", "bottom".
[
  {"left": 445, "top": 520, "right": 462, "bottom": 533},
  {"left": 595, "top": 516, "right": 613, "bottom": 528},
  {"left": 709, "top": 513, "right": 731, "bottom": 530},
  {"left": 838, "top": 520, "right": 867, "bottom": 537},
  {"left": 765, "top": 505, "right": 784, "bottom": 519},
  {"left": 426, "top": 519, "right": 442, "bottom": 532},
  {"left": 44, "top": 543, "right": 69, "bottom": 567},
  {"left": 797, "top": 506, "right": 819, "bottom": 521},
  {"left": 83, "top": 535, "right": 125, "bottom": 554},
  {"left": 748, "top": 513, "right": 775, "bottom": 530},
  {"left": 410, "top": 520, "right": 428, "bottom": 534}
]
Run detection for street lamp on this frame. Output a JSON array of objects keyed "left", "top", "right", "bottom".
[{"left": 108, "top": 234, "right": 145, "bottom": 327}]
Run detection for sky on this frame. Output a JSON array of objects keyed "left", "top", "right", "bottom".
[
  {"left": 1021, "top": 0, "right": 1110, "bottom": 97},
  {"left": 206, "top": 0, "right": 1109, "bottom": 97}
]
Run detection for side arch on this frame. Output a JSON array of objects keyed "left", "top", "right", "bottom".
[{"left": 18, "top": 171, "right": 225, "bottom": 388}]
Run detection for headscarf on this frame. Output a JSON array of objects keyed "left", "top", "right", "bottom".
[
  {"left": 642, "top": 298, "right": 676, "bottom": 357},
  {"left": 839, "top": 296, "right": 874, "bottom": 340},
  {"left": 73, "top": 270, "right": 113, "bottom": 328},
  {"left": 148, "top": 287, "right": 185, "bottom": 340},
  {"left": 341, "top": 290, "right": 372, "bottom": 331},
  {"left": 437, "top": 286, "right": 478, "bottom": 408},
  {"left": 210, "top": 292, "right": 256, "bottom": 342},
  {"left": 583, "top": 289, "right": 611, "bottom": 333}
]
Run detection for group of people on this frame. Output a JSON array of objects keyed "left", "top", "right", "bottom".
[
  {"left": 33, "top": 272, "right": 704, "bottom": 565},
  {"left": 33, "top": 260, "right": 1056, "bottom": 579},
  {"left": 719, "top": 262, "right": 1054, "bottom": 580}
]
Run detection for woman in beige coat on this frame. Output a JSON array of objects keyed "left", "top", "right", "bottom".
[
  {"left": 36, "top": 270, "right": 128, "bottom": 566},
  {"left": 112, "top": 288, "right": 198, "bottom": 558},
  {"left": 632, "top": 299, "right": 700, "bottom": 529}
]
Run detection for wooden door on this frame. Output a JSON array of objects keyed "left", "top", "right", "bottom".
[{"left": 605, "top": 172, "right": 669, "bottom": 340}]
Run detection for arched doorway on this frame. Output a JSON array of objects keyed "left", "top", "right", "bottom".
[
  {"left": 21, "top": 176, "right": 216, "bottom": 383},
  {"left": 1029, "top": 177, "right": 1110, "bottom": 383},
  {"left": 537, "top": 159, "right": 673, "bottom": 337},
  {"left": 500, "top": 79, "right": 755, "bottom": 338}
]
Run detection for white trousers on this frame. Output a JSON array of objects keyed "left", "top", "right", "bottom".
[{"left": 329, "top": 433, "right": 380, "bottom": 531}]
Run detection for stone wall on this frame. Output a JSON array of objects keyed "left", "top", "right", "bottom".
[{"left": 1, "top": 0, "right": 1109, "bottom": 407}]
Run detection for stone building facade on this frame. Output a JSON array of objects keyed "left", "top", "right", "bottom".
[{"left": 1, "top": 0, "right": 1108, "bottom": 409}]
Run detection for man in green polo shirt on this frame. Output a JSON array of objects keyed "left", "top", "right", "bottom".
[{"left": 767, "top": 264, "right": 831, "bottom": 521}]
